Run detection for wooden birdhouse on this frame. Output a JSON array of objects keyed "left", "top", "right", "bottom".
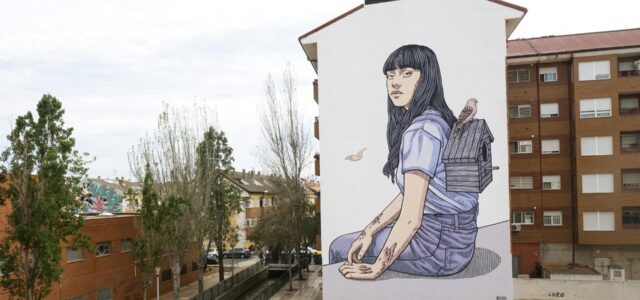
[{"left": 442, "top": 119, "right": 498, "bottom": 193}]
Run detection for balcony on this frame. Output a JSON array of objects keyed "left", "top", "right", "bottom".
[
  {"left": 622, "top": 169, "right": 640, "bottom": 190},
  {"left": 618, "top": 59, "right": 640, "bottom": 78},
  {"left": 313, "top": 79, "right": 318, "bottom": 104},
  {"left": 314, "top": 116, "right": 319, "bottom": 139},
  {"left": 620, "top": 94, "right": 640, "bottom": 115},
  {"left": 621, "top": 131, "right": 640, "bottom": 152}
]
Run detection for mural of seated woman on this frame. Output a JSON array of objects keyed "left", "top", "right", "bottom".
[{"left": 330, "top": 44, "right": 483, "bottom": 280}]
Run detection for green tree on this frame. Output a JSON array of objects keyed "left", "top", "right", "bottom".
[
  {"left": 193, "top": 128, "right": 243, "bottom": 285},
  {"left": 0, "top": 95, "right": 91, "bottom": 300},
  {"left": 132, "top": 165, "right": 165, "bottom": 300}
]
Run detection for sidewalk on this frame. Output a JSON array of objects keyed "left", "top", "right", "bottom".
[
  {"left": 160, "top": 257, "right": 260, "bottom": 300},
  {"left": 270, "top": 264, "right": 323, "bottom": 300}
]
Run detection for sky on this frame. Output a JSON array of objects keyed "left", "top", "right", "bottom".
[{"left": 1, "top": 0, "right": 639, "bottom": 179}]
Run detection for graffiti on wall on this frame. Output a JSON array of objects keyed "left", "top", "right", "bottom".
[{"left": 78, "top": 180, "right": 124, "bottom": 213}]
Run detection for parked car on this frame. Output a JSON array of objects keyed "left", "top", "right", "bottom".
[
  {"left": 307, "top": 246, "right": 321, "bottom": 256},
  {"left": 223, "top": 248, "right": 250, "bottom": 259},
  {"left": 206, "top": 249, "right": 219, "bottom": 264}
]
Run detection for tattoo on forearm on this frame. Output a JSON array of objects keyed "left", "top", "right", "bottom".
[
  {"left": 379, "top": 242, "right": 397, "bottom": 271},
  {"left": 370, "top": 213, "right": 383, "bottom": 226}
]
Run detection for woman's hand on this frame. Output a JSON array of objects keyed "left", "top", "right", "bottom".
[
  {"left": 346, "top": 231, "right": 372, "bottom": 264},
  {"left": 339, "top": 262, "right": 384, "bottom": 280}
]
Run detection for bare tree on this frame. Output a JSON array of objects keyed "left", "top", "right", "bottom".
[
  {"left": 256, "top": 64, "right": 314, "bottom": 287},
  {"left": 128, "top": 103, "right": 213, "bottom": 299}
]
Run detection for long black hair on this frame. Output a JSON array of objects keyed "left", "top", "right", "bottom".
[{"left": 382, "top": 44, "right": 457, "bottom": 182}]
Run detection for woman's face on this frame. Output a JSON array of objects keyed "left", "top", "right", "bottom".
[{"left": 386, "top": 67, "right": 421, "bottom": 109}]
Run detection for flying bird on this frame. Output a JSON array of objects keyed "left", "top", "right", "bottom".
[
  {"left": 452, "top": 98, "right": 478, "bottom": 137},
  {"left": 345, "top": 148, "right": 367, "bottom": 161}
]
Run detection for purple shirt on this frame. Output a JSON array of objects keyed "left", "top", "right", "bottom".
[{"left": 396, "top": 109, "right": 478, "bottom": 214}]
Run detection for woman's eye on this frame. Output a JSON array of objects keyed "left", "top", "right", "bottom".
[
  {"left": 402, "top": 71, "right": 413, "bottom": 77},
  {"left": 386, "top": 75, "right": 394, "bottom": 79}
]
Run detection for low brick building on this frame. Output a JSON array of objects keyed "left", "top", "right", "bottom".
[{"left": 0, "top": 213, "right": 199, "bottom": 300}]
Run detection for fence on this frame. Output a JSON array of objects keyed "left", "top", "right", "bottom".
[
  {"left": 242, "top": 270, "right": 291, "bottom": 300},
  {"left": 192, "top": 261, "right": 265, "bottom": 300}
]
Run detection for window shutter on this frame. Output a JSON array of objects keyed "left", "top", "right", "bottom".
[
  {"left": 579, "top": 62, "right": 594, "bottom": 81},
  {"left": 595, "top": 98, "right": 612, "bottom": 117},
  {"left": 519, "top": 105, "right": 531, "bottom": 117},
  {"left": 517, "top": 69, "right": 530, "bottom": 82},
  {"left": 599, "top": 212, "right": 615, "bottom": 231},
  {"left": 581, "top": 137, "right": 597, "bottom": 156},
  {"left": 599, "top": 174, "right": 614, "bottom": 193},
  {"left": 620, "top": 61, "right": 635, "bottom": 72},
  {"left": 582, "top": 175, "right": 598, "bottom": 193},
  {"left": 596, "top": 136, "right": 613, "bottom": 155},
  {"left": 540, "top": 103, "right": 559, "bottom": 117},
  {"left": 594, "top": 61, "right": 611, "bottom": 79},
  {"left": 507, "top": 70, "right": 518, "bottom": 83},
  {"left": 583, "top": 212, "right": 599, "bottom": 231},
  {"left": 542, "top": 139, "right": 560, "bottom": 154}
]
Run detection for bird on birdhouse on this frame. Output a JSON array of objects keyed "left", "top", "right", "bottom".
[
  {"left": 345, "top": 148, "right": 367, "bottom": 161},
  {"left": 453, "top": 98, "right": 478, "bottom": 136}
]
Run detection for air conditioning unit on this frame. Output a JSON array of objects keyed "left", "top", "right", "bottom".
[
  {"left": 511, "top": 224, "right": 521, "bottom": 232},
  {"left": 610, "top": 265, "right": 625, "bottom": 281},
  {"left": 634, "top": 59, "right": 640, "bottom": 70}
]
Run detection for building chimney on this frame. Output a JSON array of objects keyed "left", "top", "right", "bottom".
[
  {"left": 258, "top": 171, "right": 261, "bottom": 176},
  {"left": 242, "top": 169, "right": 245, "bottom": 177}
]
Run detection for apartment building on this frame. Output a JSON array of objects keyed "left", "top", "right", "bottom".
[
  {"left": 507, "top": 28, "right": 640, "bottom": 279},
  {"left": 228, "top": 170, "right": 319, "bottom": 248}
]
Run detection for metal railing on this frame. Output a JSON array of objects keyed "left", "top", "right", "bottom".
[
  {"left": 192, "top": 261, "right": 265, "bottom": 300},
  {"left": 243, "top": 270, "right": 290, "bottom": 300}
]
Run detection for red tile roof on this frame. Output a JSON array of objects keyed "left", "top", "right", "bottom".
[{"left": 507, "top": 28, "right": 640, "bottom": 58}]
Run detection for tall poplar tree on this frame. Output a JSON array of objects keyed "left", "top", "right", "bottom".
[
  {"left": 0, "top": 95, "right": 91, "bottom": 300},
  {"left": 193, "top": 127, "right": 243, "bottom": 284}
]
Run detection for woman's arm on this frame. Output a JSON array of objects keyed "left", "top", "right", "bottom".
[
  {"left": 346, "top": 192, "right": 403, "bottom": 264},
  {"left": 340, "top": 170, "right": 429, "bottom": 279}
]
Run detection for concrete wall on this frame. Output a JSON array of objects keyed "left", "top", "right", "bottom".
[
  {"left": 541, "top": 243, "right": 640, "bottom": 280},
  {"left": 514, "top": 278, "right": 640, "bottom": 300}
]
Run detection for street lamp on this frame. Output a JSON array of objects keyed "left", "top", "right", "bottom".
[{"left": 155, "top": 267, "right": 161, "bottom": 300}]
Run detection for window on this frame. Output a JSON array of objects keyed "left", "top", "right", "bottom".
[
  {"left": 541, "top": 139, "right": 560, "bottom": 154},
  {"left": 622, "top": 169, "right": 640, "bottom": 189},
  {"left": 539, "top": 67, "right": 558, "bottom": 82},
  {"left": 542, "top": 175, "right": 561, "bottom": 190},
  {"left": 161, "top": 269, "right": 172, "bottom": 281},
  {"left": 619, "top": 59, "right": 640, "bottom": 77},
  {"left": 180, "top": 264, "right": 187, "bottom": 275},
  {"left": 622, "top": 207, "right": 640, "bottom": 229},
  {"left": 582, "top": 174, "right": 614, "bottom": 193},
  {"left": 67, "top": 247, "right": 84, "bottom": 262},
  {"left": 621, "top": 132, "right": 640, "bottom": 152},
  {"left": 580, "top": 98, "right": 612, "bottom": 118},
  {"left": 583, "top": 212, "right": 615, "bottom": 231},
  {"left": 581, "top": 136, "right": 613, "bottom": 156},
  {"left": 620, "top": 95, "right": 639, "bottom": 114},
  {"left": 510, "top": 176, "right": 533, "bottom": 189},
  {"left": 512, "top": 212, "right": 534, "bottom": 225},
  {"left": 120, "top": 238, "right": 133, "bottom": 253},
  {"left": 96, "top": 241, "right": 111, "bottom": 257},
  {"left": 509, "top": 140, "right": 532, "bottom": 154},
  {"left": 508, "top": 105, "right": 532, "bottom": 118},
  {"left": 540, "top": 103, "right": 559, "bottom": 118},
  {"left": 578, "top": 60, "right": 610, "bottom": 81},
  {"left": 543, "top": 211, "right": 562, "bottom": 226},
  {"left": 507, "top": 69, "right": 530, "bottom": 83},
  {"left": 96, "top": 288, "right": 112, "bottom": 300},
  {"left": 246, "top": 218, "right": 256, "bottom": 227},
  {"left": 259, "top": 197, "right": 264, "bottom": 207}
]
